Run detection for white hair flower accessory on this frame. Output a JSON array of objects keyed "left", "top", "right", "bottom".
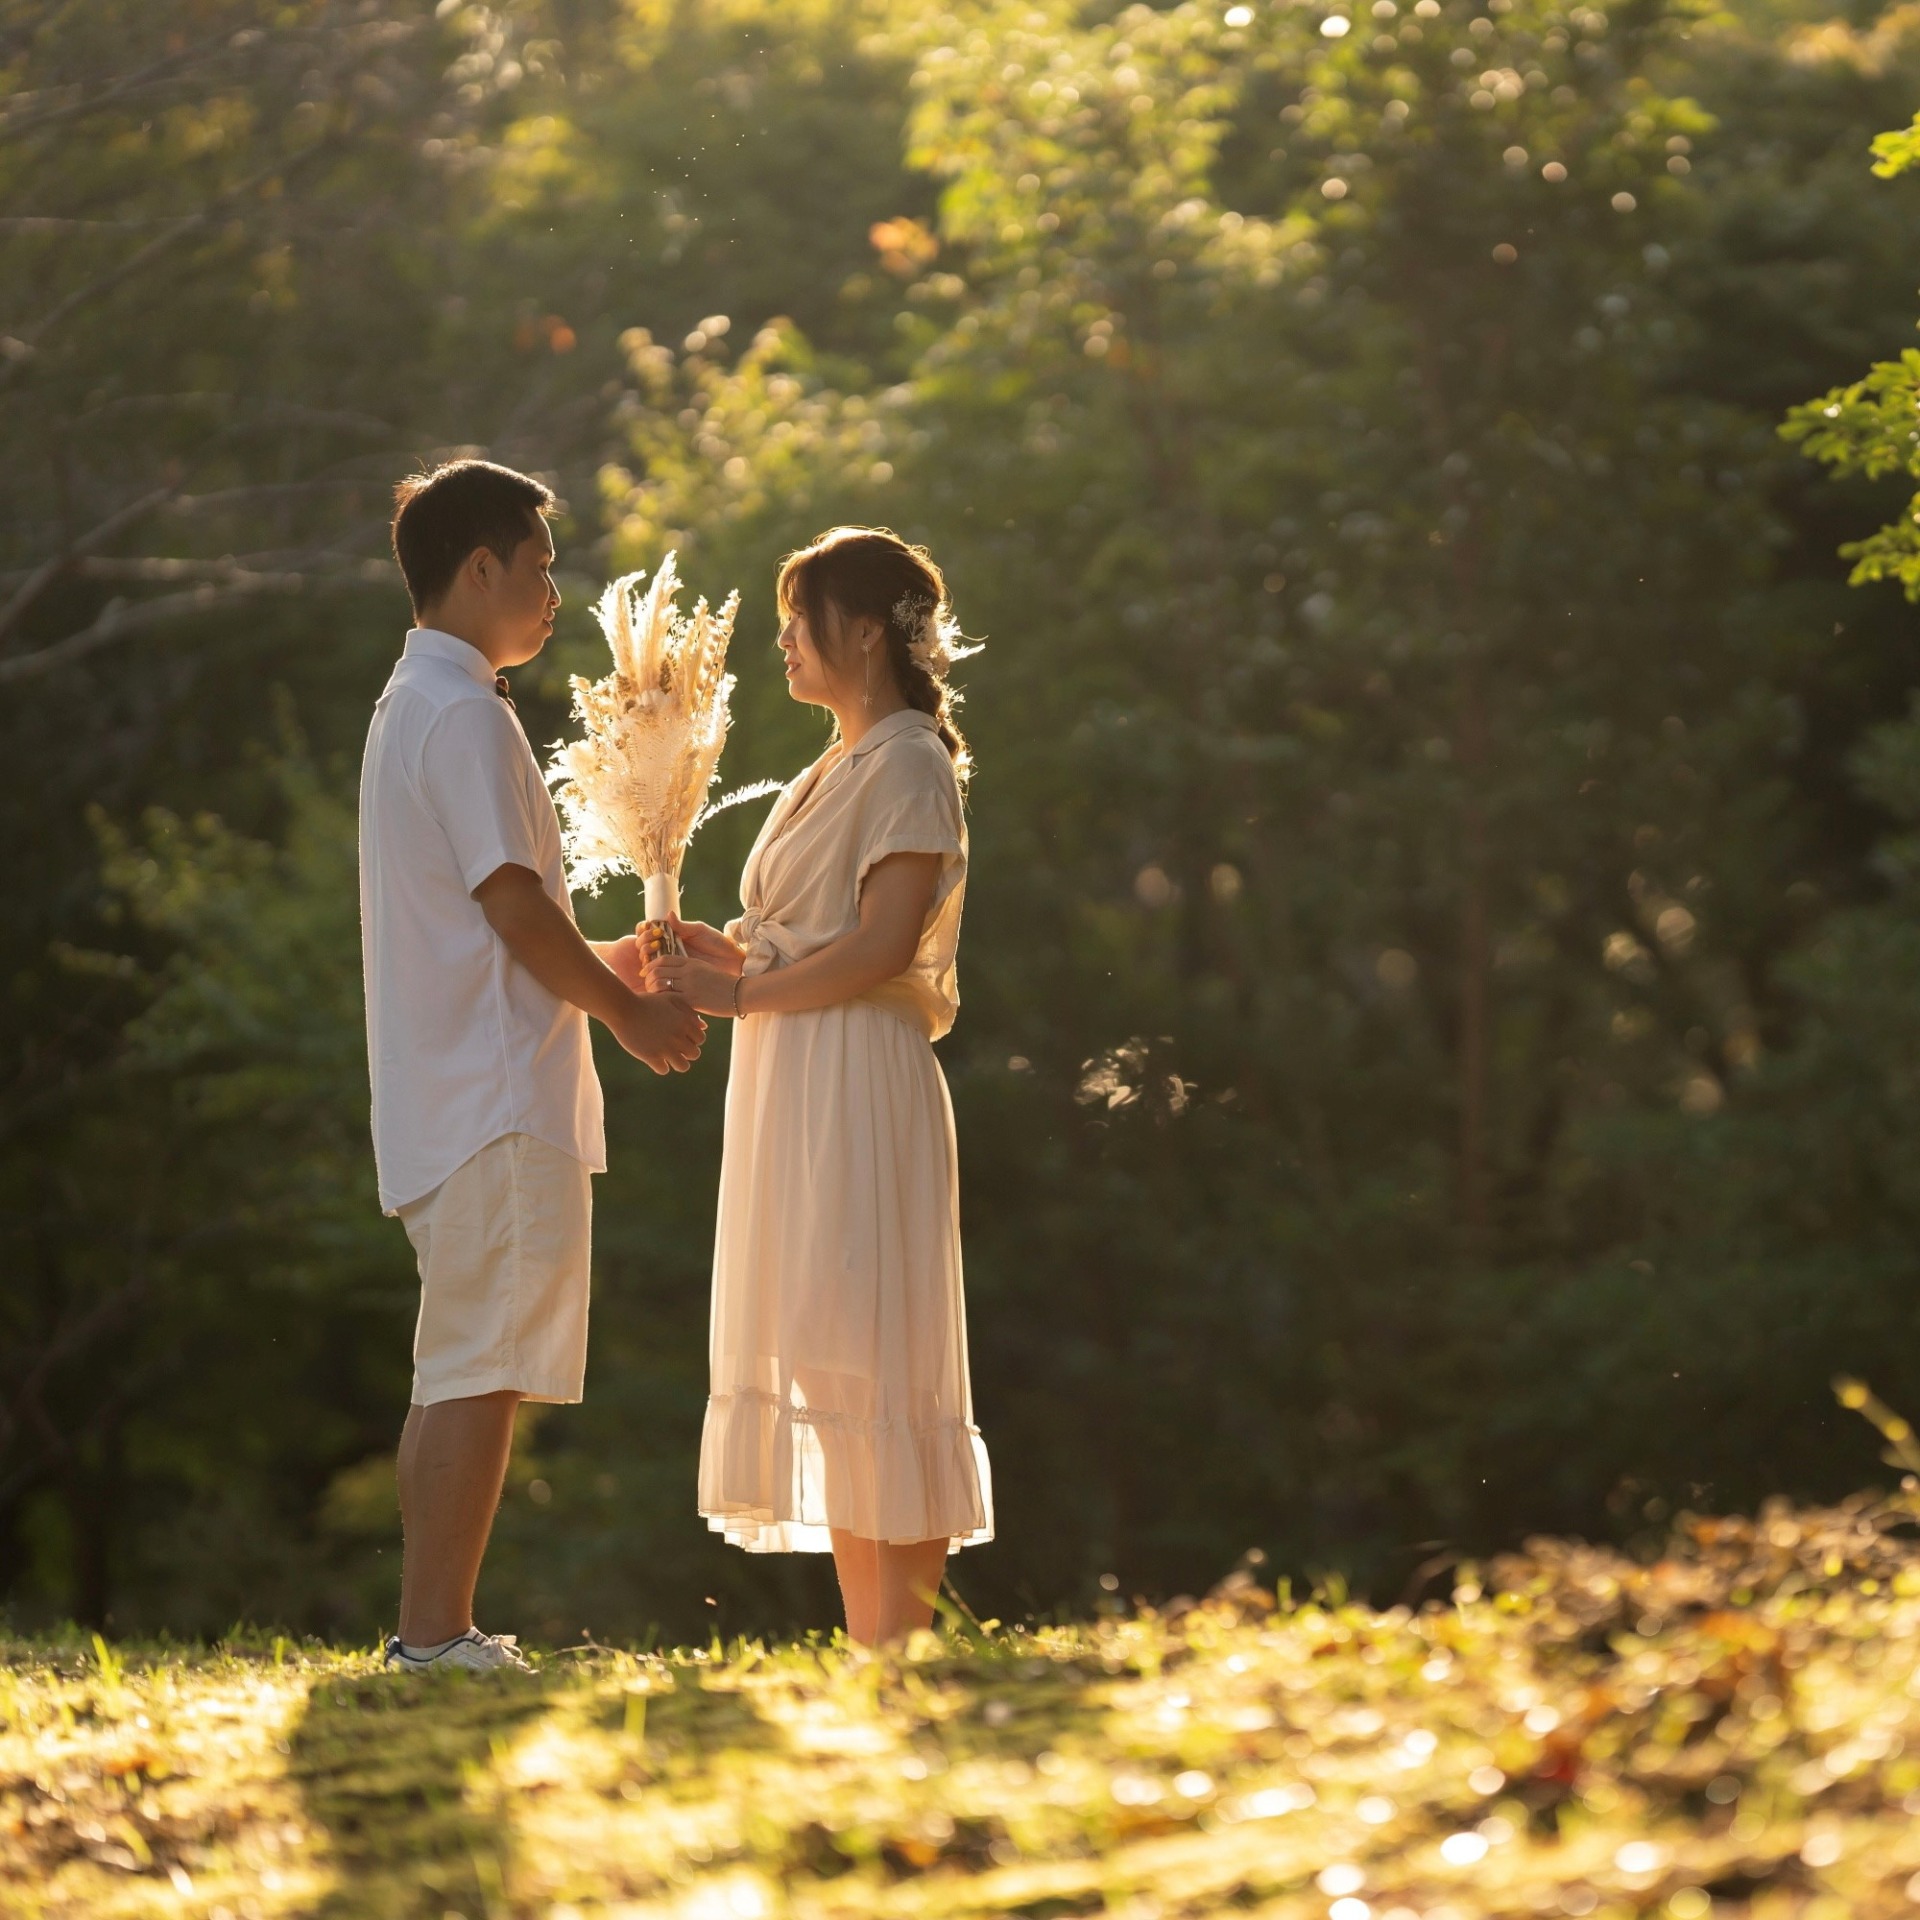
[{"left": 892, "top": 590, "right": 984, "bottom": 678}]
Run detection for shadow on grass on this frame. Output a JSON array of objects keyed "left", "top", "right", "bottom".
[
  {"left": 288, "top": 1663, "right": 554, "bottom": 1919},
  {"left": 281, "top": 1632, "right": 1124, "bottom": 1915},
  {"left": 285, "top": 1653, "right": 790, "bottom": 1915}
]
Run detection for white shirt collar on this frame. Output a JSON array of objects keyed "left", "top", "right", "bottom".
[
  {"left": 403, "top": 627, "right": 497, "bottom": 688},
  {"left": 847, "top": 707, "right": 937, "bottom": 758}
]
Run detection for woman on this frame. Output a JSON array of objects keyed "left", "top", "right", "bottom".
[{"left": 644, "top": 525, "right": 992, "bottom": 1644}]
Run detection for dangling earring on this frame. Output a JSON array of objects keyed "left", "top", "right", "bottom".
[{"left": 863, "top": 643, "right": 874, "bottom": 709}]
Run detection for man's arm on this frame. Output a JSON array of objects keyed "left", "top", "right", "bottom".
[{"left": 473, "top": 864, "right": 704, "bottom": 1073}]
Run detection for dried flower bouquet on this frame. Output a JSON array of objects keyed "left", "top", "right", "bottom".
[{"left": 545, "top": 553, "right": 774, "bottom": 948}]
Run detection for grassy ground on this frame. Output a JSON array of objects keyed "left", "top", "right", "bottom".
[{"left": 7, "top": 1493, "right": 1920, "bottom": 1919}]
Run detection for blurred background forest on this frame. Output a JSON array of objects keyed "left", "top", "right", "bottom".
[{"left": 6, "top": 0, "right": 1920, "bottom": 1647}]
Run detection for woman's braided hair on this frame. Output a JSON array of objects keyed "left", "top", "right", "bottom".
[{"left": 775, "top": 526, "right": 976, "bottom": 789}]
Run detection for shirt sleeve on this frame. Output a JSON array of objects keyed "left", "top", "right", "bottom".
[
  {"left": 416, "top": 696, "right": 548, "bottom": 894},
  {"left": 855, "top": 743, "right": 967, "bottom": 910}
]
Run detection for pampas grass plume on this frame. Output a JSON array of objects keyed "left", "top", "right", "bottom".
[{"left": 545, "top": 553, "right": 774, "bottom": 899}]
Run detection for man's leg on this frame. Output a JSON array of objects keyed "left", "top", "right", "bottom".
[{"left": 396, "top": 1388, "right": 522, "bottom": 1647}]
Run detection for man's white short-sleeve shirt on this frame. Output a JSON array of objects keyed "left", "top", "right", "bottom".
[{"left": 359, "top": 628, "right": 604, "bottom": 1213}]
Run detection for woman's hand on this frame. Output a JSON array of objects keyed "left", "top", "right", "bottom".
[
  {"left": 643, "top": 915, "right": 746, "bottom": 974},
  {"left": 643, "top": 951, "right": 742, "bottom": 1016},
  {"left": 673, "top": 916, "right": 747, "bottom": 970}
]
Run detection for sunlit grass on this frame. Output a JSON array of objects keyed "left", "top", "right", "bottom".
[{"left": 8, "top": 1492, "right": 1920, "bottom": 1917}]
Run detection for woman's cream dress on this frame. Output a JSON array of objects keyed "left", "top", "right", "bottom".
[{"left": 698, "top": 707, "right": 993, "bottom": 1553}]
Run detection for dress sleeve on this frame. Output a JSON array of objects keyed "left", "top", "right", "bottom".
[
  {"left": 855, "top": 743, "right": 966, "bottom": 911},
  {"left": 724, "top": 906, "right": 804, "bottom": 977},
  {"left": 416, "top": 696, "right": 548, "bottom": 894}
]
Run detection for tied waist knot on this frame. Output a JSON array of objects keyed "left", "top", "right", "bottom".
[{"left": 726, "top": 908, "right": 802, "bottom": 977}]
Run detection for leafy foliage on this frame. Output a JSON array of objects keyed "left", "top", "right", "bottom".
[
  {"left": 1780, "top": 92, "right": 1920, "bottom": 594},
  {"left": 9, "top": 0, "right": 1920, "bottom": 1646}
]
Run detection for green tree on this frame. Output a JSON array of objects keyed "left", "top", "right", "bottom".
[
  {"left": 0, "top": 0, "right": 443, "bottom": 1619},
  {"left": 1783, "top": 107, "right": 1920, "bottom": 598},
  {"left": 591, "top": 0, "right": 1860, "bottom": 1603},
  {"left": 0, "top": 0, "right": 937, "bottom": 1634},
  {"left": 13, "top": 0, "right": 1920, "bottom": 1637}
]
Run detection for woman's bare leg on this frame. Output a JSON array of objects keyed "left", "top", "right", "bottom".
[
  {"left": 871, "top": 1538, "right": 949, "bottom": 1643},
  {"left": 830, "top": 1529, "right": 880, "bottom": 1644}
]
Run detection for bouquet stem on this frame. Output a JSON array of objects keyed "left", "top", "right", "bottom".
[{"left": 641, "top": 871, "right": 684, "bottom": 956}]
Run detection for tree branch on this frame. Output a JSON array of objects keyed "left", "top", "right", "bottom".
[
  {"left": 0, "top": 143, "right": 338, "bottom": 389},
  {"left": 0, "top": 215, "right": 194, "bottom": 233},
  {"left": 70, "top": 547, "right": 385, "bottom": 585},
  {"left": 63, "top": 392, "right": 396, "bottom": 438},
  {"left": 0, "top": 482, "right": 176, "bottom": 641},
  {"left": 0, "top": 560, "right": 395, "bottom": 685},
  {"left": 0, "top": 33, "right": 236, "bottom": 145},
  {"left": 2, "top": 480, "right": 391, "bottom": 562},
  {"left": 168, "top": 477, "right": 398, "bottom": 514},
  {"left": 1, "top": 221, "right": 219, "bottom": 376}
]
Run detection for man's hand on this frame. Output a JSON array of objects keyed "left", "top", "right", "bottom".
[
  {"left": 596, "top": 932, "right": 650, "bottom": 994},
  {"left": 609, "top": 988, "right": 706, "bottom": 1073},
  {"left": 475, "top": 864, "right": 704, "bottom": 1071}
]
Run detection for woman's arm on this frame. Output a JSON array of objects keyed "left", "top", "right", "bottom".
[{"left": 642, "top": 851, "right": 940, "bottom": 1017}]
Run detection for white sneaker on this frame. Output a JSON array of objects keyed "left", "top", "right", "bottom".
[{"left": 384, "top": 1629, "right": 531, "bottom": 1674}]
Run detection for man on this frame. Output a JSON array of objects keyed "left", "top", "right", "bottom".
[{"left": 360, "top": 459, "right": 704, "bottom": 1672}]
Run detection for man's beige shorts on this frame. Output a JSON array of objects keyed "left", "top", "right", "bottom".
[{"left": 399, "top": 1133, "right": 593, "bottom": 1407}]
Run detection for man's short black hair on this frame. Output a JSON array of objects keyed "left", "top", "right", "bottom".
[{"left": 390, "top": 459, "right": 556, "bottom": 615}]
